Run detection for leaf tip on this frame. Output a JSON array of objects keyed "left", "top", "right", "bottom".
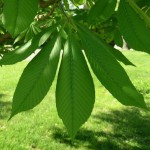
[
  {"left": 8, "top": 110, "right": 18, "bottom": 121},
  {"left": 68, "top": 130, "right": 77, "bottom": 140},
  {"left": 130, "top": 63, "right": 136, "bottom": 67},
  {"left": 8, "top": 114, "right": 13, "bottom": 121}
]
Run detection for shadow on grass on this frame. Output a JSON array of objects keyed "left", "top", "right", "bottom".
[
  {"left": 0, "top": 94, "right": 12, "bottom": 119},
  {"left": 92, "top": 108, "right": 150, "bottom": 150},
  {"left": 52, "top": 127, "right": 120, "bottom": 150},
  {"left": 52, "top": 108, "right": 150, "bottom": 150}
]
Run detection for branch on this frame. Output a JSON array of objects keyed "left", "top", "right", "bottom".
[
  {"left": 38, "top": 4, "right": 58, "bottom": 20},
  {"left": 39, "top": 0, "right": 56, "bottom": 8},
  {"left": 0, "top": 33, "right": 12, "bottom": 44}
]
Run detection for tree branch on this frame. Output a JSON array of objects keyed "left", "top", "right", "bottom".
[
  {"left": 0, "top": 33, "right": 12, "bottom": 44},
  {"left": 39, "top": 0, "right": 56, "bottom": 8}
]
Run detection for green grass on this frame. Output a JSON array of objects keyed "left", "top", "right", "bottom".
[{"left": 0, "top": 51, "right": 150, "bottom": 150}]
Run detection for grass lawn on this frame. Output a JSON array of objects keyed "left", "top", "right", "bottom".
[{"left": 0, "top": 51, "right": 150, "bottom": 150}]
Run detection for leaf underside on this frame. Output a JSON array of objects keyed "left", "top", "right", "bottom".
[
  {"left": 2, "top": 0, "right": 38, "bottom": 36},
  {"left": 78, "top": 25, "right": 146, "bottom": 109},
  {"left": 56, "top": 34, "right": 95, "bottom": 138},
  {"left": 10, "top": 33, "right": 61, "bottom": 118},
  {"left": 118, "top": 0, "right": 150, "bottom": 54},
  {"left": 88, "top": 0, "right": 117, "bottom": 24},
  {"left": 0, "top": 25, "right": 58, "bottom": 65}
]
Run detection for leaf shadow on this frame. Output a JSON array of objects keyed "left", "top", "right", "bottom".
[
  {"left": 92, "top": 108, "right": 150, "bottom": 150},
  {"left": 52, "top": 127, "right": 119, "bottom": 150},
  {"left": 0, "top": 93, "right": 12, "bottom": 119},
  {"left": 52, "top": 107, "right": 150, "bottom": 150}
]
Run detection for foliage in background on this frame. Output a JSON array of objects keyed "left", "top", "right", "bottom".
[{"left": 0, "top": 0, "right": 150, "bottom": 138}]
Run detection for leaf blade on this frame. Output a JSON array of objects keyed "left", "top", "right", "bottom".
[
  {"left": 78, "top": 25, "right": 146, "bottom": 109},
  {"left": 10, "top": 33, "right": 61, "bottom": 118},
  {"left": 118, "top": 0, "right": 150, "bottom": 54},
  {"left": 2, "top": 0, "right": 38, "bottom": 36},
  {"left": 88, "top": 0, "right": 117, "bottom": 24},
  {"left": 0, "top": 25, "right": 58, "bottom": 65},
  {"left": 56, "top": 34, "right": 95, "bottom": 138},
  {"left": 107, "top": 47, "right": 135, "bottom": 66}
]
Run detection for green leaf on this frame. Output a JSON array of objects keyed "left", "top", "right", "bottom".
[
  {"left": 128, "top": 0, "right": 150, "bottom": 28},
  {"left": 113, "top": 29, "right": 123, "bottom": 48},
  {"left": 72, "top": 0, "right": 85, "bottom": 6},
  {"left": 118, "top": 0, "right": 150, "bottom": 54},
  {"left": 78, "top": 25, "right": 146, "bottom": 109},
  {"left": 107, "top": 47, "right": 135, "bottom": 66},
  {"left": 64, "top": 0, "right": 69, "bottom": 10},
  {"left": 24, "top": 25, "right": 36, "bottom": 43},
  {"left": 2, "top": 0, "right": 38, "bottom": 37},
  {"left": 10, "top": 33, "right": 61, "bottom": 119},
  {"left": 56, "top": 34, "right": 95, "bottom": 138},
  {"left": 0, "top": 25, "right": 57, "bottom": 65},
  {"left": 93, "top": 32, "right": 135, "bottom": 66},
  {"left": 14, "top": 29, "right": 27, "bottom": 44},
  {"left": 88, "top": 0, "right": 117, "bottom": 24}
]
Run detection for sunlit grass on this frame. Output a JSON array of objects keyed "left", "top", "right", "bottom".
[{"left": 0, "top": 51, "right": 150, "bottom": 150}]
